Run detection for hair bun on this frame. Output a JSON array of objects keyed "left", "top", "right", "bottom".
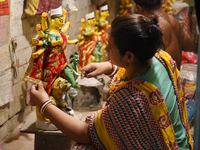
[{"left": 148, "top": 16, "right": 161, "bottom": 35}]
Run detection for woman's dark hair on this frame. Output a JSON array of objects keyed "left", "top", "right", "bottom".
[
  {"left": 111, "top": 14, "right": 164, "bottom": 62},
  {"left": 134, "top": 0, "right": 162, "bottom": 11}
]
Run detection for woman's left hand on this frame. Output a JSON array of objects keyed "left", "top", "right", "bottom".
[{"left": 30, "top": 81, "right": 49, "bottom": 108}]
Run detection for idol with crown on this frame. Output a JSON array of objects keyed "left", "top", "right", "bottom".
[
  {"left": 23, "top": 6, "right": 79, "bottom": 130},
  {"left": 78, "top": 11, "right": 105, "bottom": 70},
  {"left": 95, "top": 5, "right": 110, "bottom": 62},
  {"left": 77, "top": 12, "right": 98, "bottom": 70},
  {"left": 24, "top": 6, "right": 78, "bottom": 94}
]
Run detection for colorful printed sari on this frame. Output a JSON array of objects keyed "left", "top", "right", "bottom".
[{"left": 72, "top": 50, "right": 193, "bottom": 150}]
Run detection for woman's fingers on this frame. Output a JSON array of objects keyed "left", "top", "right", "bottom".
[
  {"left": 81, "top": 64, "right": 95, "bottom": 78},
  {"left": 29, "top": 81, "right": 49, "bottom": 107},
  {"left": 38, "top": 81, "right": 44, "bottom": 91},
  {"left": 30, "top": 84, "right": 38, "bottom": 94},
  {"left": 86, "top": 69, "right": 100, "bottom": 78}
]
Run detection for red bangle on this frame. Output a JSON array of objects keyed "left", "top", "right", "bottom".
[
  {"left": 39, "top": 100, "right": 49, "bottom": 111},
  {"left": 104, "top": 60, "right": 114, "bottom": 75}
]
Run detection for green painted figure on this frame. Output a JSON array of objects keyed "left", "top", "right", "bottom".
[
  {"left": 92, "top": 41, "right": 103, "bottom": 62},
  {"left": 64, "top": 52, "right": 80, "bottom": 89}
]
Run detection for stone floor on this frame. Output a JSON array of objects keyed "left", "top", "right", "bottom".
[
  {"left": 0, "top": 109, "right": 96, "bottom": 150},
  {"left": 0, "top": 110, "right": 35, "bottom": 150}
]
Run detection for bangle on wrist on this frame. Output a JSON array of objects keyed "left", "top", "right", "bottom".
[
  {"left": 108, "top": 65, "right": 117, "bottom": 77},
  {"left": 39, "top": 100, "right": 53, "bottom": 114},
  {"left": 42, "top": 102, "right": 53, "bottom": 114},
  {"left": 39, "top": 100, "right": 49, "bottom": 111},
  {"left": 104, "top": 60, "right": 114, "bottom": 75}
]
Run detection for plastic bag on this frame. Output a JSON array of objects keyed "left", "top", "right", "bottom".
[
  {"left": 180, "top": 63, "right": 197, "bottom": 99},
  {"left": 181, "top": 51, "right": 198, "bottom": 65}
]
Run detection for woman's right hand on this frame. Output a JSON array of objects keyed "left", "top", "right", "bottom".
[
  {"left": 29, "top": 81, "right": 49, "bottom": 108},
  {"left": 81, "top": 61, "right": 113, "bottom": 78}
]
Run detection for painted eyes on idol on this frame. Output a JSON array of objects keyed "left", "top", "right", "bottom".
[{"left": 59, "top": 19, "right": 63, "bottom": 23}]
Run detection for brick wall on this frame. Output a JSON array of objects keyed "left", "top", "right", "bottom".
[{"left": 0, "top": 0, "right": 98, "bottom": 142}]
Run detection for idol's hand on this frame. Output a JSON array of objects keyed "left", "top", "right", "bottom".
[
  {"left": 36, "top": 24, "right": 42, "bottom": 31},
  {"left": 62, "top": 9, "right": 67, "bottom": 16},
  {"left": 32, "top": 52, "right": 39, "bottom": 59},
  {"left": 31, "top": 38, "right": 39, "bottom": 46},
  {"left": 42, "top": 12, "right": 48, "bottom": 19}
]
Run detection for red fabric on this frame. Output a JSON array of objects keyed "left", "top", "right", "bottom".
[
  {"left": 25, "top": 0, "right": 62, "bottom": 16},
  {"left": 43, "top": 31, "right": 68, "bottom": 94},
  {"left": 36, "top": 0, "right": 62, "bottom": 15},
  {"left": 183, "top": 9, "right": 191, "bottom": 38},
  {"left": 28, "top": 31, "right": 68, "bottom": 94},
  {"left": 29, "top": 46, "right": 46, "bottom": 81},
  {"left": 44, "top": 32, "right": 67, "bottom": 74}
]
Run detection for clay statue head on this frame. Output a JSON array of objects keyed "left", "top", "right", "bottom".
[
  {"left": 100, "top": 5, "right": 109, "bottom": 18},
  {"left": 86, "top": 11, "right": 96, "bottom": 27},
  {"left": 70, "top": 52, "right": 80, "bottom": 65},
  {"left": 48, "top": 6, "right": 65, "bottom": 27}
]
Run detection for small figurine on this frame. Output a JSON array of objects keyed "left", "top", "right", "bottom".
[
  {"left": 88, "top": 41, "right": 103, "bottom": 64},
  {"left": 95, "top": 5, "right": 110, "bottom": 62},
  {"left": 78, "top": 12, "right": 100, "bottom": 70},
  {"left": 119, "top": 0, "right": 133, "bottom": 15},
  {"left": 50, "top": 77, "right": 71, "bottom": 110},
  {"left": 36, "top": 77, "right": 72, "bottom": 130},
  {"left": 23, "top": 6, "right": 78, "bottom": 94},
  {"left": 62, "top": 52, "right": 80, "bottom": 88}
]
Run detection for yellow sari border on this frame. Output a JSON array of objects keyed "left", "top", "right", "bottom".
[
  {"left": 134, "top": 82, "right": 176, "bottom": 147},
  {"left": 94, "top": 110, "right": 118, "bottom": 150},
  {"left": 109, "top": 50, "right": 193, "bottom": 149}
]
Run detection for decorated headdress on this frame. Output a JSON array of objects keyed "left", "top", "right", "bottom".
[
  {"left": 49, "top": 6, "right": 63, "bottom": 19},
  {"left": 86, "top": 11, "right": 95, "bottom": 20},
  {"left": 100, "top": 5, "right": 108, "bottom": 12}
]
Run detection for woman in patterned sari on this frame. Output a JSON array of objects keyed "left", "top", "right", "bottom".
[{"left": 29, "top": 14, "right": 193, "bottom": 149}]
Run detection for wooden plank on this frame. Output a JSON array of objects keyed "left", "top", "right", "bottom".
[{"left": 35, "top": 134, "right": 72, "bottom": 150}]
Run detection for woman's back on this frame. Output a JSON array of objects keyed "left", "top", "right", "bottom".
[{"left": 136, "top": 56, "right": 190, "bottom": 149}]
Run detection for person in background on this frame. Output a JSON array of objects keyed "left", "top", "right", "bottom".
[
  {"left": 134, "top": 0, "right": 194, "bottom": 70},
  {"left": 186, "top": 0, "right": 194, "bottom": 17},
  {"left": 30, "top": 14, "right": 193, "bottom": 149}
]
